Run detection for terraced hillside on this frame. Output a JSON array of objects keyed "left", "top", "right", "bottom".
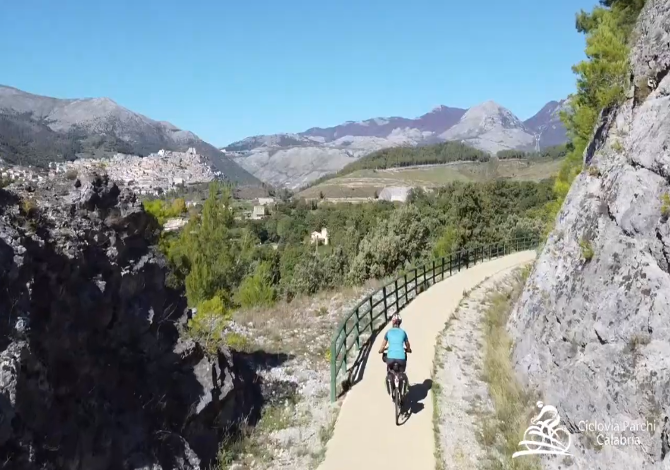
[{"left": 298, "top": 157, "right": 564, "bottom": 199}]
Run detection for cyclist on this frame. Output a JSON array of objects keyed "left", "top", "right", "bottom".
[{"left": 379, "top": 313, "right": 411, "bottom": 392}]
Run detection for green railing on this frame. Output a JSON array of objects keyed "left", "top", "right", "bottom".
[{"left": 329, "top": 235, "right": 540, "bottom": 402}]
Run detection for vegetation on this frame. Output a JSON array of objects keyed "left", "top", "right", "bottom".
[
  {"left": 156, "top": 179, "right": 554, "bottom": 327},
  {"left": 552, "top": 0, "right": 647, "bottom": 227},
  {"left": 580, "top": 238, "right": 595, "bottom": 261},
  {"left": 496, "top": 144, "right": 568, "bottom": 161},
  {"left": 142, "top": 197, "right": 188, "bottom": 225},
  {"left": 661, "top": 193, "right": 670, "bottom": 218},
  {"left": 479, "top": 268, "right": 541, "bottom": 470},
  {"left": 307, "top": 141, "right": 490, "bottom": 189}
]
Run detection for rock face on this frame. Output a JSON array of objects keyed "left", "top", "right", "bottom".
[
  {"left": 224, "top": 100, "right": 567, "bottom": 189},
  {"left": 0, "top": 175, "right": 261, "bottom": 469},
  {"left": 508, "top": 1, "right": 670, "bottom": 468}
]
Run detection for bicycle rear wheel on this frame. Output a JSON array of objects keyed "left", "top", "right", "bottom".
[{"left": 394, "top": 387, "right": 402, "bottom": 425}]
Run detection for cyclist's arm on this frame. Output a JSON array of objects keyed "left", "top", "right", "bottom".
[
  {"left": 404, "top": 333, "right": 412, "bottom": 353},
  {"left": 378, "top": 332, "right": 388, "bottom": 353}
]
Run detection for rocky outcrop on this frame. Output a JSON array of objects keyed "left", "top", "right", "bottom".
[
  {"left": 508, "top": 1, "right": 670, "bottom": 468},
  {"left": 0, "top": 175, "right": 261, "bottom": 469}
]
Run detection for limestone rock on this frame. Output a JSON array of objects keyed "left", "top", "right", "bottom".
[
  {"left": 0, "top": 173, "right": 261, "bottom": 469},
  {"left": 508, "top": 1, "right": 670, "bottom": 468}
]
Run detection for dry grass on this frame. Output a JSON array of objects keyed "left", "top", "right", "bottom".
[
  {"left": 478, "top": 269, "right": 541, "bottom": 470},
  {"left": 231, "top": 280, "right": 382, "bottom": 356}
]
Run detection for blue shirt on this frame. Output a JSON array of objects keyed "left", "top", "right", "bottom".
[{"left": 385, "top": 327, "right": 408, "bottom": 360}]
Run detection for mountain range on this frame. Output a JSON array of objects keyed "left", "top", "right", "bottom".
[
  {"left": 0, "top": 85, "right": 260, "bottom": 184},
  {"left": 0, "top": 84, "right": 569, "bottom": 190},
  {"left": 223, "top": 99, "right": 569, "bottom": 188}
]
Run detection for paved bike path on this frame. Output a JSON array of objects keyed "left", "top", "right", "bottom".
[{"left": 318, "top": 251, "right": 537, "bottom": 470}]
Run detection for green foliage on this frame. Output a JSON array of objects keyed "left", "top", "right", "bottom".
[
  {"left": 143, "top": 197, "right": 188, "bottom": 225},
  {"left": 162, "top": 178, "right": 555, "bottom": 308},
  {"left": 661, "top": 194, "right": 670, "bottom": 218},
  {"left": 224, "top": 332, "right": 253, "bottom": 352},
  {"left": 236, "top": 261, "right": 277, "bottom": 308},
  {"left": 432, "top": 226, "right": 458, "bottom": 259},
  {"left": 348, "top": 204, "right": 430, "bottom": 283},
  {"left": 496, "top": 144, "right": 569, "bottom": 161},
  {"left": 306, "top": 141, "right": 490, "bottom": 188},
  {"left": 551, "top": 0, "right": 646, "bottom": 231},
  {"left": 580, "top": 238, "right": 595, "bottom": 261},
  {"left": 187, "top": 295, "right": 231, "bottom": 355}
]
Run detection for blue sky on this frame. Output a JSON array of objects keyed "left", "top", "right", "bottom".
[{"left": 1, "top": 0, "right": 596, "bottom": 146}]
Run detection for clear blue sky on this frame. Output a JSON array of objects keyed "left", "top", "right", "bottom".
[{"left": 1, "top": 0, "right": 596, "bottom": 146}]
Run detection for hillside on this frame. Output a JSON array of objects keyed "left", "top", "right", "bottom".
[
  {"left": 223, "top": 99, "right": 569, "bottom": 189},
  {"left": 297, "top": 142, "right": 567, "bottom": 199},
  {"left": 0, "top": 85, "right": 260, "bottom": 184}
]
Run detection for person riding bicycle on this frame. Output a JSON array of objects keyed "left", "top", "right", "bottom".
[{"left": 379, "top": 313, "right": 411, "bottom": 391}]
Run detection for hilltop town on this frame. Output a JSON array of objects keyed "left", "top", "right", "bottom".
[{"left": 0, "top": 148, "right": 222, "bottom": 196}]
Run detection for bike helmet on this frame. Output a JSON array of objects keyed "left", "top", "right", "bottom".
[{"left": 391, "top": 313, "right": 402, "bottom": 326}]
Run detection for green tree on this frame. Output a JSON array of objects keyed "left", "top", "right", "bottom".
[
  {"left": 236, "top": 261, "right": 277, "bottom": 308},
  {"left": 553, "top": 0, "right": 646, "bottom": 224}
]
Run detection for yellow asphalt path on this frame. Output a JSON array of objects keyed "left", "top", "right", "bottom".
[{"left": 318, "top": 251, "right": 536, "bottom": 470}]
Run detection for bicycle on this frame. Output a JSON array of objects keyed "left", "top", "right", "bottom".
[{"left": 381, "top": 347, "right": 410, "bottom": 425}]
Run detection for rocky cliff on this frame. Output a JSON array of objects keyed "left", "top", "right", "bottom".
[
  {"left": 0, "top": 175, "right": 261, "bottom": 469},
  {"left": 508, "top": 0, "right": 670, "bottom": 468}
]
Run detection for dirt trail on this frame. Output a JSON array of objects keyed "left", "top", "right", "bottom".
[{"left": 317, "top": 251, "right": 536, "bottom": 470}]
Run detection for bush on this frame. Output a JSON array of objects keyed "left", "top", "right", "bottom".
[
  {"left": 187, "top": 295, "right": 231, "bottom": 355},
  {"left": 348, "top": 204, "right": 430, "bottom": 283},
  {"left": 580, "top": 238, "right": 595, "bottom": 261},
  {"left": 661, "top": 194, "right": 670, "bottom": 218},
  {"left": 236, "top": 261, "right": 276, "bottom": 308}
]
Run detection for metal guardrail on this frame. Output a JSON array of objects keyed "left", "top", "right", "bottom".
[{"left": 329, "top": 236, "right": 540, "bottom": 402}]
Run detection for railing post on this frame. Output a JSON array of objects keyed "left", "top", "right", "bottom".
[
  {"left": 330, "top": 337, "right": 337, "bottom": 402},
  {"left": 465, "top": 250, "right": 469, "bottom": 269},
  {"left": 354, "top": 308, "right": 361, "bottom": 350},
  {"left": 404, "top": 274, "right": 408, "bottom": 306},
  {"left": 343, "top": 321, "right": 348, "bottom": 371},
  {"left": 432, "top": 260, "right": 436, "bottom": 284},
  {"left": 449, "top": 253, "right": 453, "bottom": 275},
  {"left": 394, "top": 278, "right": 399, "bottom": 313},
  {"left": 382, "top": 285, "right": 388, "bottom": 324},
  {"left": 441, "top": 257, "right": 445, "bottom": 280}
]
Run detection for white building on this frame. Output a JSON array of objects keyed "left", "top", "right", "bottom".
[
  {"left": 310, "top": 228, "right": 329, "bottom": 246},
  {"left": 378, "top": 186, "right": 412, "bottom": 203}
]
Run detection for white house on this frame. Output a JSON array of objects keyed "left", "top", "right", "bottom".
[
  {"left": 251, "top": 205, "right": 268, "bottom": 220},
  {"left": 378, "top": 186, "right": 412, "bottom": 203},
  {"left": 310, "top": 228, "right": 329, "bottom": 246},
  {"left": 257, "top": 197, "right": 276, "bottom": 206}
]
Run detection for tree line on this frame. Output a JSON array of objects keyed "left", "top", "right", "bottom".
[{"left": 145, "top": 178, "right": 555, "bottom": 333}]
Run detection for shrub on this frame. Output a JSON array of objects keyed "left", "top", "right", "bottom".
[
  {"left": 225, "top": 332, "right": 252, "bottom": 352},
  {"left": 65, "top": 169, "right": 78, "bottom": 180},
  {"left": 20, "top": 198, "right": 37, "bottom": 217},
  {"left": 580, "top": 238, "right": 595, "bottom": 261},
  {"left": 661, "top": 194, "right": 670, "bottom": 218},
  {"left": 236, "top": 261, "right": 276, "bottom": 308},
  {"left": 187, "top": 295, "right": 231, "bottom": 355},
  {"left": 348, "top": 204, "right": 430, "bottom": 283}
]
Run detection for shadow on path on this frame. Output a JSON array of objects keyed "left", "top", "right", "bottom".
[{"left": 397, "top": 379, "right": 433, "bottom": 425}]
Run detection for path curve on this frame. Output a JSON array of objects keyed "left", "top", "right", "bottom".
[{"left": 318, "top": 251, "right": 537, "bottom": 470}]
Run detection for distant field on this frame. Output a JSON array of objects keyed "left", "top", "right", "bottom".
[{"left": 298, "top": 158, "right": 563, "bottom": 199}]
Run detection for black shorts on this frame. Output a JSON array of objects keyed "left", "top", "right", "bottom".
[{"left": 384, "top": 357, "right": 407, "bottom": 373}]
